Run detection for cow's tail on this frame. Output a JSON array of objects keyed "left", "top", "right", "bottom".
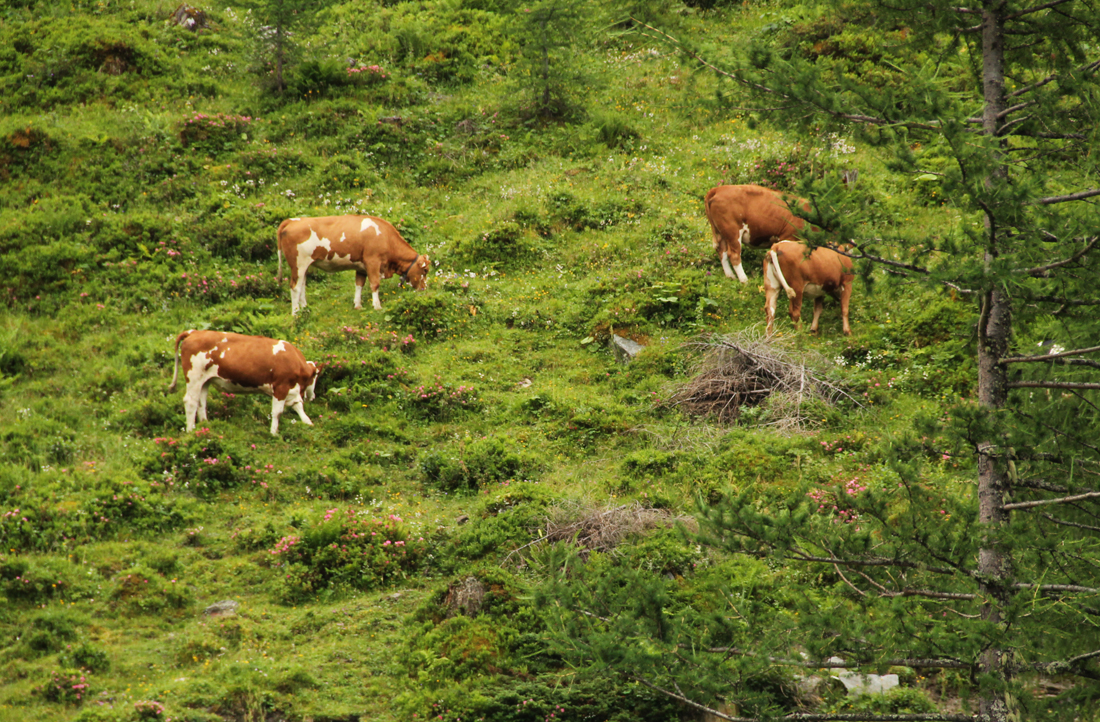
[
  {"left": 275, "top": 219, "right": 291, "bottom": 284},
  {"left": 167, "top": 330, "right": 193, "bottom": 393},
  {"left": 768, "top": 249, "right": 796, "bottom": 299}
]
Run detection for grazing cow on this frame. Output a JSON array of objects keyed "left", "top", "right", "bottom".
[
  {"left": 168, "top": 330, "right": 319, "bottom": 435},
  {"left": 276, "top": 215, "right": 430, "bottom": 315},
  {"left": 705, "top": 184, "right": 811, "bottom": 283},
  {"left": 763, "top": 241, "right": 854, "bottom": 336}
]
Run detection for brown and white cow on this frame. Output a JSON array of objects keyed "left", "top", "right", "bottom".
[
  {"left": 763, "top": 241, "right": 854, "bottom": 336},
  {"left": 705, "top": 184, "right": 811, "bottom": 283},
  {"left": 275, "top": 215, "right": 430, "bottom": 315},
  {"left": 168, "top": 330, "right": 319, "bottom": 435}
]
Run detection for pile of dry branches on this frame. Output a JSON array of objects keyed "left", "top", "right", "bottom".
[
  {"left": 668, "top": 329, "right": 859, "bottom": 432},
  {"left": 505, "top": 500, "right": 693, "bottom": 565}
]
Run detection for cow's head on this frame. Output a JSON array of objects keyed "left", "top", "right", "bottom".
[
  {"left": 406, "top": 254, "right": 431, "bottom": 290},
  {"left": 304, "top": 361, "right": 320, "bottom": 402}
]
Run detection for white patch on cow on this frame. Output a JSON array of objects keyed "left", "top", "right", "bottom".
[
  {"left": 290, "top": 217, "right": 300, "bottom": 221},
  {"left": 372, "top": 291, "right": 382, "bottom": 310},
  {"left": 272, "top": 340, "right": 287, "bottom": 355},
  {"left": 733, "top": 261, "right": 748, "bottom": 284},
  {"left": 803, "top": 283, "right": 824, "bottom": 299},
  {"left": 354, "top": 285, "right": 363, "bottom": 309},
  {"left": 360, "top": 218, "right": 380, "bottom": 235},
  {"left": 721, "top": 251, "right": 735, "bottom": 279}
]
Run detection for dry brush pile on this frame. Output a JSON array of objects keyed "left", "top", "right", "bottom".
[{"left": 668, "top": 330, "right": 860, "bottom": 432}]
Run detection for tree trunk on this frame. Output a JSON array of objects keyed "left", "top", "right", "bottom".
[{"left": 977, "top": 2, "right": 1012, "bottom": 720}]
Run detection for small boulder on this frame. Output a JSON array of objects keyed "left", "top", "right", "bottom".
[
  {"left": 203, "top": 600, "right": 239, "bottom": 617},
  {"left": 611, "top": 334, "right": 645, "bottom": 364}
]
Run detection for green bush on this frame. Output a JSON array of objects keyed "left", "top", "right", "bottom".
[
  {"left": 403, "top": 378, "right": 481, "bottom": 421},
  {"left": 385, "top": 291, "right": 456, "bottom": 339},
  {"left": 447, "top": 484, "right": 557, "bottom": 561},
  {"left": 24, "top": 608, "right": 84, "bottom": 656},
  {"left": 0, "top": 555, "right": 91, "bottom": 602},
  {"left": 178, "top": 112, "right": 257, "bottom": 156},
  {"left": 141, "top": 433, "right": 255, "bottom": 499},
  {"left": 34, "top": 668, "right": 91, "bottom": 705},
  {"left": 109, "top": 564, "right": 192, "bottom": 615},
  {"left": 420, "top": 435, "right": 543, "bottom": 493},
  {"left": 269, "top": 508, "right": 429, "bottom": 602},
  {"left": 62, "top": 643, "right": 111, "bottom": 673}
]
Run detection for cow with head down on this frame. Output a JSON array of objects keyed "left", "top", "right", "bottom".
[
  {"left": 763, "top": 241, "right": 854, "bottom": 337},
  {"left": 276, "top": 215, "right": 430, "bottom": 315},
  {"left": 168, "top": 330, "right": 319, "bottom": 435},
  {"left": 705, "top": 184, "right": 811, "bottom": 283}
]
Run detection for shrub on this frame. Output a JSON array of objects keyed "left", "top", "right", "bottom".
[
  {"left": 34, "top": 668, "right": 91, "bottom": 705},
  {"left": 141, "top": 434, "right": 254, "bottom": 499},
  {"left": 455, "top": 221, "right": 539, "bottom": 267},
  {"left": 420, "top": 435, "right": 543, "bottom": 493},
  {"left": 448, "top": 484, "right": 557, "bottom": 561},
  {"left": 0, "top": 555, "right": 92, "bottom": 602},
  {"left": 178, "top": 112, "right": 257, "bottom": 155},
  {"left": 109, "top": 565, "right": 192, "bottom": 615},
  {"left": 269, "top": 508, "right": 429, "bottom": 602},
  {"left": 403, "top": 379, "right": 481, "bottom": 421},
  {"left": 62, "top": 643, "right": 111, "bottom": 673},
  {"left": 384, "top": 291, "right": 455, "bottom": 339},
  {"left": 24, "top": 609, "right": 83, "bottom": 656}
]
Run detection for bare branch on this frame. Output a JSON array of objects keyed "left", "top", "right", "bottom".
[
  {"left": 1025, "top": 295, "right": 1100, "bottom": 307},
  {"left": 629, "top": 675, "right": 750, "bottom": 722},
  {"left": 1033, "top": 648, "right": 1100, "bottom": 675},
  {"left": 1003, "top": 491, "right": 1100, "bottom": 510},
  {"left": 878, "top": 588, "right": 977, "bottom": 601},
  {"left": 1041, "top": 512, "right": 1100, "bottom": 533},
  {"left": 696, "top": 647, "right": 972, "bottom": 669},
  {"left": 1005, "top": 0, "right": 1077, "bottom": 20},
  {"left": 1015, "top": 583, "right": 1100, "bottom": 594},
  {"left": 1008, "top": 381, "right": 1100, "bottom": 390},
  {"left": 1002, "top": 345, "right": 1100, "bottom": 364},
  {"left": 1013, "top": 236, "right": 1100, "bottom": 275},
  {"left": 1032, "top": 189, "right": 1100, "bottom": 205}
]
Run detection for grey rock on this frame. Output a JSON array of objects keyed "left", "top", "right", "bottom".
[{"left": 611, "top": 334, "right": 644, "bottom": 364}]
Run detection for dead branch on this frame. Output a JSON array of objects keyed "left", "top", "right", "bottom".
[
  {"left": 1014, "top": 236, "right": 1100, "bottom": 275},
  {"left": 1000, "top": 345, "right": 1100, "bottom": 364},
  {"left": 1003, "top": 490, "right": 1100, "bottom": 510},
  {"left": 502, "top": 501, "right": 692, "bottom": 566},
  {"left": 669, "top": 329, "right": 859, "bottom": 433},
  {"left": 1008, "top": 381, "right": 1100, "bottom": 390}
]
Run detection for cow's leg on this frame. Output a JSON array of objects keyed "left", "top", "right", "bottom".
[
  {"left": 269, "top": 396, "right": 287, "bottom": 435},
  {"left": 839, "top": 281, "right": 853, "bottom": 336},
  {"left": 354, "top": 271, "right": 367, "bottom": 310},
  {"left": 810, "top": 296, "right": 825, "bottom": 334},
  {"left": 183, "top": 381, "right": 202, "bottom": 432},
  {"left": 721, "top": 226, "right": 750, "bottom": 283},
  {"left": 198, "top": 382, "right": 210, "bottom": 421},
  {"left": 367, "top": 263, "right": 383, "bottom": 310},
  {"left": 291, "top": 264, "right": 309, "bottom": 315},
  {"left": 287, "top": 387, "right": 314, "bottom": 427},
  {"left": 788, "top": 291, "right": 804, "bottom": 331}
]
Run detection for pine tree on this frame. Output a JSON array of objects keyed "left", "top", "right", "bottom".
[{"left": 541, "top": 2, "right": 1100, "bottom": 720}]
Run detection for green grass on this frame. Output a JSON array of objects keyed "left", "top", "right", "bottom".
[{"left": 0, "top": 1, "right": 992, "bottom": 720}]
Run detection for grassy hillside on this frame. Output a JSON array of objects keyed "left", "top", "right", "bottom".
[{"left": 0, "top": 1, "right": 989, "bottom": 721}]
